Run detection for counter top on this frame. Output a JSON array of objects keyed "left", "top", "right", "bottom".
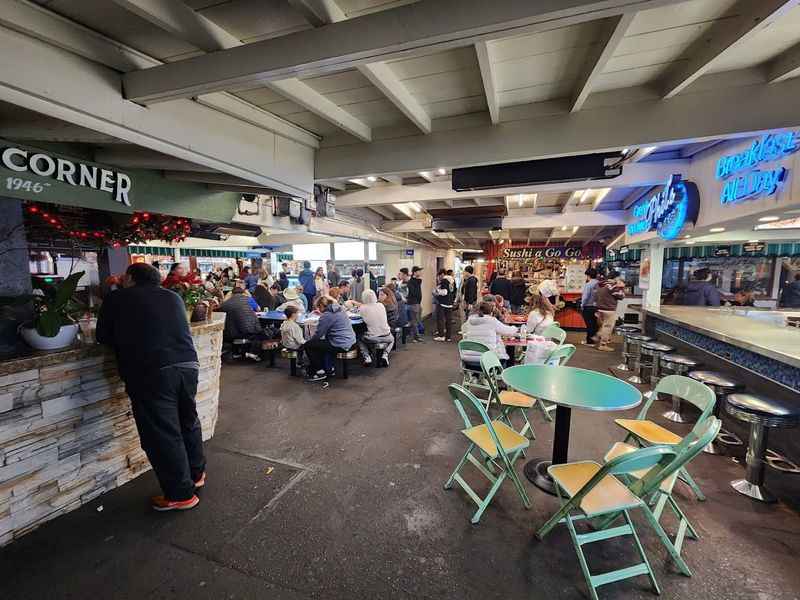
[
  {"left": 646, "top": 306, "right": 800, "bottom": 368},
  {"left": 0, "top": 313, "right": 224, "bottom": 377}
]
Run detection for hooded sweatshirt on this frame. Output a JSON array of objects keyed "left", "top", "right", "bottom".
[
  {"left": 681, "top": 280, "right": 721, "bottom": 307},
  {"left": 436, "top": 275, "right": 457, "bottom": 308},
  {"left": 312, "top": 302, "right": 356, "bottom": 349},
  {"left": 358, "top": 290, "right": 392, "bottom": 337},
  {"left": 461, "top": 313, "right": 518, "bottom": 360}
]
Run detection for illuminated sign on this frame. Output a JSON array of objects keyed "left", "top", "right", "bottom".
[
  {"left": 627, "top": 174, "right": 700, "bottom": 240},
  {"left": 716, "top": 131, "right": 798, "bottom": 204},
  {"left": 500, "top": 246, "right": 587, "bottom": 259}
]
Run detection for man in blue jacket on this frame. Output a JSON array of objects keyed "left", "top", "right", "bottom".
[
  {"left": 303, "top": 296, "right": 356, "bottom": 381},
  {"left": 298, "top": 260, "right": 317, "bottom": 309}
]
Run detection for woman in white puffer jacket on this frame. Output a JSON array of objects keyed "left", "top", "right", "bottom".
[{"left": 461, "top": 301, "right": 519, "bottom": 362}]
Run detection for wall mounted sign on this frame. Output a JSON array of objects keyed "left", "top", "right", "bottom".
[
  {"left": 2, "top": 145, "right": 132, "bottom": 206},
  {"left": 276, "top": 253, "right": 293, "bottom": 261},
  {"left": 500, "top": 246, "right": 587, "bottom": 259},
  {"left": 0, "top": 139, "right": 239, "bottom": 222},
  {"left": 714, "top": 245, "right": 732, "bottom": 257},
  {"left": 404, "top": 248, "right": 415, "bottom": 257},
  {"left": 627, "top": 174, "right": 700, "bottom": 240},
  {"left": 716, "top": 131, "right": 798, "bottom": 205},
  {"left": 742, "top": 241, "right": 765, "bottom": 254}
]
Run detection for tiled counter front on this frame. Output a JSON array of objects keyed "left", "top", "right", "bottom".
[{"left": 0, "top": 315, "right": 224, "bottom": 545}]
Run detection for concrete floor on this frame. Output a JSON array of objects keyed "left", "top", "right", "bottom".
[{"left": 2, "top": 329, "right": 800, "bottom": 600}]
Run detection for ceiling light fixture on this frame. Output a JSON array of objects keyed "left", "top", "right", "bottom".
[
  {"left": 747, "top": 239, "right": 760, "bottom": 243},
  {"left": 561, "top": 225, "right": 568, "bottom": 231},
  {"left": 593, "top": 188, "right": 611, "bottom": 207},
  {"left": 437, "top": 168, "right": 446, "bottom": 175},
  {"left": 408, "top": 202, "right": 423, "bottom": 213},
  {"left": 758, "top": 216, "right": 779, "bottom": 222},
  {"left": 683, "top": 235, "right": 691, "bottom": 239},
  {"left": 572, "top": 226, "right": 579, "bottom": 233},
  {"left": 685, "top": 240, "right": 696, "bottom": 245},
  {"left": 709, "top": 227, "right": 725, "bottom": 233},
  {"left": 418, "top": 171, "right": 430, "bottom": 179},
  {"left": 637, "top": 146, "right": 658, "bottom": 160},
  {"left": 367, "top": 176, "right": 377, "bottom": 182},
  {"left": 579, "top": 189, "right": 592, "bottom": 204}
]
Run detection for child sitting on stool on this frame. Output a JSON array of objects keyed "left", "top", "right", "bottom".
[{"left": 280, "top": 305, "right": 306, "bottom": 366}]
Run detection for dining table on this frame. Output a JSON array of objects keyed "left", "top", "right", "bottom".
[{"left": 501, "top": 365, "right": 642, "bottom": 495}]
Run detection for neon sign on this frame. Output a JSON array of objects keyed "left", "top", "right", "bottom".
[
  {"left": 716, "top": 131, "right": 798, "bottom": 205},
  {"left": 627, "top": 174, "right": 700, "bottom": 240}
]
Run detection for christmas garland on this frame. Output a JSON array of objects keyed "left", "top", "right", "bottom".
[{"left": 25, "top": 203, "right": 192, "bottom": 247}]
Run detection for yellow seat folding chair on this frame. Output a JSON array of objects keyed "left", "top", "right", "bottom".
[
  {"left": 614, "top": 374, "right": 715, "bottom": 501},
  {"left": 536, "top": 446, "right": 677, "bottom": 600},
  {"left": 480, "top": 351, "right": 536, "bottom": 442},
  {"left": 444, "top": 384, "right": 531, "bottom": 524}
]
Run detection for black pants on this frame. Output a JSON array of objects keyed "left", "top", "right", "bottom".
[
  {"left": 582, "top": 306, "right": 599, "bottom": 343},
  {"left": 436, "top": 305, "right": 453, "bottom": 339},
  {"left": 304, "top": 338, "right": 347, "bottom": 375},
  {"left": 126, "top": 367, "right": 205, "bottom": 501}
]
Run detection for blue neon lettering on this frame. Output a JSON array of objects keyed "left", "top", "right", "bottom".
[{"left": 627, "top": 174, "right": 696, "bottom": 240}]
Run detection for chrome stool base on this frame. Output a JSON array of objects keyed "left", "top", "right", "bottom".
[
  {"left": 765, "top": 449, "right": 800, "bottom": 474},
  {"left": 627, "top": 374, "right": 643, "bottom": 384},
  {"left": 703, "top": 441, "right": 725, "bottom": 455},
  {"left": 663, "top": 409, "right": 689, "bottom": 423},
  {"left": 615, "top": 362, "right": 630, "bottom": 372},
  {"left": 718, "top": 429, "right": 744, "bottom": 446},
  {"left": 731, "top": 478, "right": 776, "bottom": 503}
]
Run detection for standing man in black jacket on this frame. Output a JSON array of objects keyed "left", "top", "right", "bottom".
[
  {"left": 434, "top": 269, "right": 457, "bottom": 342},
  {"left": 406, "top": 266, "right": 424, "bottom": 342},
  {"left": 96, "top": 263, "right": 205, "bottom": 512},
  {"left": 490, "top": 269, "right": 512, "bottom": 304},
  {"left": 461, "top": 265, "right": 478, "bottom": 318}
]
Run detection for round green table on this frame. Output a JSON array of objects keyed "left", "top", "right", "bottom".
[{"left": 501, "top": 365, "right": 642, "bottom": 494}]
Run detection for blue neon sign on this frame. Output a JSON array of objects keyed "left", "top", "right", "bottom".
[
  {"left": 627, "top": 174, "right": 700, "bottom": 240},
  {"left": 716, "top": 131, "right": 798, "bottom": 205}
]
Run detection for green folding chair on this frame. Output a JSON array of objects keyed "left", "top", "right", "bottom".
[
  {"left": 458, "top": 340, "right": 492, "bottom": 398},
  {"left": 444, "top": 384, "right": 531, "bottom": 524},
  {"left": 614, "top": 374, "right": 715, "bottom": 501},
  {"left": 603, "top": 416, "right": 722, "bottom": 571},
  {"left": 541, "top": 323, "right": 566, "bottom": 346},
  {"left": 532, "top": 343, "right": 577, "bottom": 422},
  {"left": 536, "top": 446, "right": 678, "bottom": 600},
  {"left": 480, "top": 351, "right": 536, "bottom": 442}
]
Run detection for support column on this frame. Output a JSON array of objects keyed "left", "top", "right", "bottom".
[
  {"left": 644, "top": 243, "right": 664, "bottom": 311},
  {"left": 0, "top": 198, "right": 33, "bottom": 352}
]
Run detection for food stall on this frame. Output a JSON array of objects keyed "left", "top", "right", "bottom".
[{"left": 485, "top": 242, "right": 605, "bottom": 328}]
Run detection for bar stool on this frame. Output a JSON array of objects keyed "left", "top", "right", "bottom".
[
  {"left": 688, "top": 370, "right": 744, "bottom": 454},
  {"left": 613, "top": 326, "right": 643, "bottom": 371},
  {"left": 725, "top": 393, "right": 800, "bottom": 502},
  {"left": 659, "top": 355, "right": 701, "bottom": 423},
  {"left": 632, "top": 340, "right": 673, "bottom": 387},
  {"left": 623, "top": 334, "right": 653, "bottom": 383}
]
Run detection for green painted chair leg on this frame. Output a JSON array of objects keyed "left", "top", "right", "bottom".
[
  {"left": 537, "top": 398, "right": 554, "bottom": 422},
  {"left": 444, "top": 444, "right": 474, "bottom": 490},
  {"left": 641, "top": 501, "right": 692, "bottom": 577},
  {"left": 624, "top": 510, "right": 662, "bottom": 595},
  {"left": 677, "top": 467, "right": 706, "bottom": 501},
  {"left": 470, "top": 471, "right": 507, "bottom": 524},
  {"left": 564, "top": 511, "right": 599, "bottom": 600}
]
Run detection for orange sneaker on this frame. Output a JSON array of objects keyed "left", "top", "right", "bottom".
[
  {"left": 193, "top": 472, "right": 206, "bottom": 488},
  {"left": 151, "top": 495, "right": 200, "bottom": 512}
]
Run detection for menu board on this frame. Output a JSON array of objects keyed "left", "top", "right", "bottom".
[{"left": 565, "top": 263, "right": 587, "bottom": 293}]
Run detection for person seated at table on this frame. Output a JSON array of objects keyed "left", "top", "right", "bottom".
[
  {"left": 328, "top": 286, "right": 343, "bottom": 305},
  {"left": 526, "top": 292, "right": 555, "bottom": 335},
  {"left": 251, "top": 281, "right": 272, "bottom": 310},
  {"left": 461, "top": 301, "right": 519, "bottom": 364},
  {"left": 385, "top": 282, "right": 408, "bottom": 328},
  {"left": 280, "top": 305, "right": 306, "bottom": 364},
  {"left": 357, "top": 290, "right": 395, "bottom": 367},
  {"left": 338, "top": 280, "right": 351, "bottom": 302},
  {"left": 295, "top": 285, "right": 309, "bottom": 311},
  {"left": 275, "top": 287, "right": 306, "bottom": 314},
  {"left": 217, "top": 288, "right": 270, "bottom": 349},
  {"left": 493, "top": 293, "right": 510, "bottom": 319},
  {"left": 304, "top": 296, "right": 357, "bottom": 382},
  {"left": 379, "top": 287, "right": 399, "bottom": 328}
]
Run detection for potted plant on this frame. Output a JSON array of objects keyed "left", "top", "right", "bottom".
[
  {"left": 165, "top": 280, "right": 213, "bottom": 322},
  {"left": 19, "top": 272, "right": 86, "bottom": 351}
]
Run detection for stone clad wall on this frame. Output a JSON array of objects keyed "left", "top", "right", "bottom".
[{"left": 0, "top": 318, "right": 223, "bottom": 546}]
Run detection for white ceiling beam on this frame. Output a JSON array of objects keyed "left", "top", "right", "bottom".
[
  {"left": 93, "top": 147, "right": 217, "bottom": 171},
  {"left": 316, "top": 179, "right": 348, "bottom": 191},
  {"left": 570, "top": 13, "right": 634, "bottom": 112},
  {"left": 0, "top": 25, "right": 312, "bottom": 196},
  {"left": 660, "top": 0, "right": 799, "bottom": 99},
  {"left": 162, "top": 171, "right": 265, "bottom": 186},
  {"left": 110, "top": 0, "right": 241, "bottom": 52},
  {"left": 0, "top": 120, "right": 125, "bottom": 144},
  {"left": 267, "top": 78, "right": 371, "bottom": 142},
  {"left": 316, "top": 73, "right": 800, "bottom": 180},
  {"left": 358, "top": 62, "right": 431, "bottom": 134},
  {"left": 288, "top": 0, "right": 347, "bottom": 27},
  {"left": 474, "top": 41, "right": 499, "bottom": 124},
  {"left": 766, "top": 41, "right": 800, "bottom": 83},
  {"left": 0, "top": 0, "right": 318, "bottom": 149},
  {"left": 335, "top": 161, "right": 688, "bottom": 207},
  {"left": 121, "top": 0, "right": 691, "bottom": 103},
  {"left": 679, "top": 139, "right": 722, "bottom": 158},
  {"left": 367, "top": 205, "right": 397, "bottom": 220},
  {"left": 381, "top": 211, "right": 627, "bottom": 232}
]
